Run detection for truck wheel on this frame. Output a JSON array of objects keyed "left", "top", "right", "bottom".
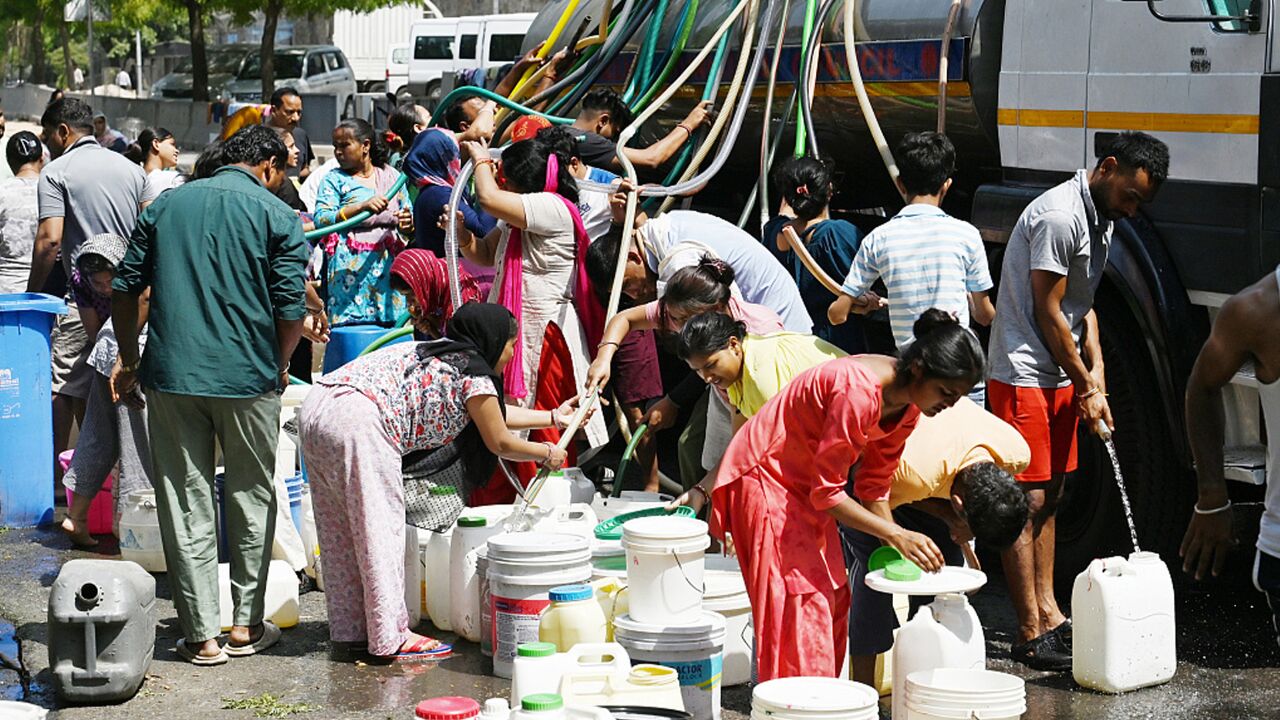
[
  {"left": 425, "top": 81, "right": 442, "bottom": 108},
  {"left": 369, "top": 82, "right": 386, "bottom": 94},
  {"left": 1053, "top": 284, "right": 1193, "bottom": 589}
]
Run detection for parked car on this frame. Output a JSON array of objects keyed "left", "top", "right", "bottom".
[
  {"left": 406, "top": 13, "right": 535, "bottom": 106},
  {"left": 224, "top": 45, "right": 358, "bottom": 118},
  {"left": 386, "top": 44, "right": 410, "bottom": 100},
  {"left": 150, "top": 44, "right": 254, "bottom": 100}
]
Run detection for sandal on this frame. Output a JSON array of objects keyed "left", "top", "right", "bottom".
[
  {"left": 1052, "top": 619, "right": 1073, "bottom": 650},
  {"left": 175, "top": 640, "right": 228, "bottom": 666},
  {"left": 224, "top": 621, "right": 282, "bottom": 657},
  {"left": 1010, "top": 630, "right": 1072, "bottom": 672},
  {"left": 386, "top": 634, "right": 452, "bottom": 662}
]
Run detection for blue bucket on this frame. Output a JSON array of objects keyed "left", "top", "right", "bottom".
[
  {"left": 284, "top": 472, "right": 305, "bottom": 533},
  {"left": 322, "top": 324, "right": 411, "bottom": 374}
]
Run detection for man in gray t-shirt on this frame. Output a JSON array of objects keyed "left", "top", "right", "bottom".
[
  {"left": 29, "top": 97, "right": 145, "bottom": 491},
  {"left": 986, "top": 131, "right": 1168, "bottom": 672}
]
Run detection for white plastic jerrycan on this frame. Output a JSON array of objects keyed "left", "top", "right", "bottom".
[
  {"left": 1072, "top": 551, "right": 1176, "bottom": 693},
  {"left": 559, "top": 664, "right": 685, "bottom": 712},
  {"left": 218, "top": 560, "right": 299, "bottom": 630},
  {"left": 891, "top": 594, "right": 985, "bottom": 720},
  {"left": 511, "top": 642, "right": 631, "bottom": 706}
]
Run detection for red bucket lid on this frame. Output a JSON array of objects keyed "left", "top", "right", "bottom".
[{"left": 415, "top": 697, "right": 481, "bottom": 720}]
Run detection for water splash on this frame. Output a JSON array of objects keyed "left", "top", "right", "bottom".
[{"left": 1102, "top": 434, "right": 1142, "bottom": 553}]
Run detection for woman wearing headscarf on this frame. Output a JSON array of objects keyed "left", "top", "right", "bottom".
[
  {"left": 299, "top": 303, "right": 580, "bottom": 661},
  {"left": 404, "top": 127, "right": 496, "bottom": 257},
  {"left": 389, "top": 248, "right": 482, "bottom": 340}
]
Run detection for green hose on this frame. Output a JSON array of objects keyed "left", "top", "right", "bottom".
[
  {"left": 625, "top": 0, "right": 672, "bottom": 104},
  {"left": 611, "top": 423, "right": 650, "bottom": 497},
  {"left": 633, "top": 0, "right": 701, "bottom": 110},
  {"left": 356, "top": 313, "right": 415, "bottom": 358},
  {"left": 794, "top": 0, "right": 819, "bottom": 156},
  {"left": 304, "top": 174, "right": 409, "bottom": 241},
  {"left": 431, "top": 86, "right": 576, "bottom": 128}
]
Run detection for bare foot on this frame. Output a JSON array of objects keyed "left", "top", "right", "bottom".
[{"left": 60, "top": 517, "right": 98, "bottom": 548}]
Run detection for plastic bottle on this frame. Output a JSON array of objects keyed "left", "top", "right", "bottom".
[
  {"left": 511, "top": 642, "right": 565, "bottom": 705},
  {"left": 480, "top": 698, "right": 510, "bottom": 720},
  {"left": 539, "top": 584, "right": 608, "bottom": 652},
  {"left": 890, "top": 594, "right": 985, "bottom": 720},
  {"left": 451, "top": 514, "right": 504, "bottom": 641},
  {"left": 1071, "top": 551, "right": 1177, "bottom": 693},
  {"left": 512, "top": 694, "right": 565, "bottom": 720},
  {"left": 426, "top": 521, "right": 456, "bottom": 632}
]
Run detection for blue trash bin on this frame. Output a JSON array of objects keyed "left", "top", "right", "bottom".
[
  {"left": 0, "top": 293, "right": 68, "bottom": 527},
  {"left": 321, "top": 324, "right": 412, "bottom": 374}
]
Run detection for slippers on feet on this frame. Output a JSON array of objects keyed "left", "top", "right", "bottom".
[
  {"left": 388, "top": 635, "right": 452, "bottom": 662},
  {"left": 224, "top": 621, "right": 282, "bottom": 657},
  {"left": 175, "top": 640, "right": 228, "bottom": 666}
]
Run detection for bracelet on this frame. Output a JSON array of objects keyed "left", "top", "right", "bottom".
[
  {"left": 542, "top": 441, "right": 556, "bottom": 464},
  {"left": 338, "top": 207, "right": 348, "bottom": 221},
  {"left": 120, "top": 357, "right": 142, "bottom": 373},
  {"left": 676, "top": 124, "right": 693, "bottom": 138},
  {"left": 1075, "top": 386, "right": 1101, "bottom": 401},
  {"left": 691, "top": 484, "right": 711, "bottom": 504},
  {"left": 1193, "top": 500, "right": 1232, "bottom": 515},
  {"left": 475, "top": 158, "right": 497, "bottom": 170},
  {"left": 597, "top": 340, "right": 620, "bottom": 349}
]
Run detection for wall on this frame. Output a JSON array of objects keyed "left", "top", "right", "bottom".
[{"left": 6, "top": 83, "right": 226, "bottom": 150}]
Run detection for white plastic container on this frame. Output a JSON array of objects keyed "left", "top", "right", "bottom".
[
  {"left": 591, "top": 491, "right": 674, "bottom": 522},
  {"left": 904, "top": 668, "right": 1025, "bottom": 720},
  {"left": 891, "top": 594, "right": 985, "bottom": 720},
  {"left": 451, "top": 514, "right": 506, "bottom": 641},
  {"left": 299, "top": 484, "right": 319, "bottom": 579},
  {"left": 540, "top": 584, "right": 608, "bottom": 651},
  {"left": 426, "top": 526, "right": 455, "bottom": 631},
  {"left": 488, "top": 533, "right": 593, "bottom": 678},
  {"left": 621, "top": 516, "right": 710, "bottom": 625},
  {"left": 218, "top": 559, "right": 299, "bottom": 630},
  {"left": 590, "top": 577, "right": 629, "bottom": 640},
  {"left": 118, "top": 490, "right": 167, "bottom": 573},
  {"left": 479, "top": 548, "right": 493, "bottom": 657},
  {"left": 750, "top": 676, "right": 879, "bottom": 720},
  {"left": 613, "top": 611, "right": 726, "bottom": 720},
  {"left": 528, "top": 503, "right": 600, "bottom": 542},
  {"left": 511, "top": 641, "right": 632, "bottom": 705},
  {"left": 703, "top": 555, "right": 752, "bottom": 687},
  {"left": 0, "top": 701, "right": 48, "bottom": 720},
  {"left": 1071, "top": 551, "right": 1177, "bottom": 693},
  {"left": 559, "top": 664, "right": 685, "bottom": 711},
  {"left": 405, "top": 524, "right": 424, "bottom": 628}
]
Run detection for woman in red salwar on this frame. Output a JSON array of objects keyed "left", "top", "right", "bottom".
[{"left": 680, "top": 310, "right": 985, "bottom": 681}]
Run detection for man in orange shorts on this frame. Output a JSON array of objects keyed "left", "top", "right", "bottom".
[{"left": 987, "top": 132, "right": 1169, "bottom": 670}]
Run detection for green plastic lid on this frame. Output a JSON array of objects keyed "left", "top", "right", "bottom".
[
  {"left": 884, "top": 558, "right": 922, "bottom": 582},
  {"left": 868, "top": 546, "right": 904, "bottom": 573},
  {"left": 517, "top": 642, "right": 557, "bottom": 658},
  {"left": 457, "top": 516, "right": 487, "bottom": 528},
  {"left": 594, "top": 505, "right": 696, "bottom": 541},
  {"left": 521, "top": 694, "right": 564, "bottom": 712},
  {"left": 429, "top": 485, "right": 457, "bottom": 496}
]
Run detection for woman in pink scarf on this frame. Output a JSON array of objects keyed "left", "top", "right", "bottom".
[
  {"left": 389, "top": 249, "right": 482, "bottom": 339},
  {"left": 452, "top": 136, "right": 607, "bottom": 449}
]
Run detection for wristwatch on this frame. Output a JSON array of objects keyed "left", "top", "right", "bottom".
[{"left": 120, "top": 357, "right": 142, "bottom": 373}]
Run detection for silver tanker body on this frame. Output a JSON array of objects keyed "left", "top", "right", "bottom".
[{"left": 522, "top": 0, "right": 1005, "bottom": 205}]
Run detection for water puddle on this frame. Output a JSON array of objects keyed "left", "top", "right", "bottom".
[{"left": 0, "top": 620, "right": 31, "bottom": 701}]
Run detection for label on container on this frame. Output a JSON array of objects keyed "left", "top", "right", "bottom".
[
  {"left": 662, "top": 654, "right": 722, "bottom": 720},
  {"left": 493, "top": 595, "right": 551, "bottom": 665}
]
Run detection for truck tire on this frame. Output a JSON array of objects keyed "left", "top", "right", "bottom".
[
  {"left": 425, "top": 81, "right": 442, "bottom": 109},
  {"left": 1053, "top": 284, "right": 1194, "bottom": 588}
]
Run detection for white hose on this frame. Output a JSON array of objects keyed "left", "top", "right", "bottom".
[
  {"left": 842, "top": 0, "right": 899, "bottom": 188},
  {"left": 937, "top": 0, "right": 962, "bottom": 133},
  {"left": 741, "top": 0, "right": 790, "bottom": 229}
]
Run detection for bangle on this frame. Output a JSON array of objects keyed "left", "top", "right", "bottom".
[
  {"left": 676, "top": 124, "right": 693, "bottom": 138},
  {"left": 542, "top": 441, "right": 556, "bottom": 464},
  {"left": 1075, "top": 386, "right": 1101, "bottom": 401},
  {"left": 475, "top": 158, "right": 497, "bottom": 170},
  {"left": 691, "top": 484, "right": 711, "bottom": 505},
  {"left": 338, "top": 207, "right": 348, "bottom": 221},
  {"left": 597, "top": 340, "right": 620, "bottom": 349},
  {"left": 1193, "top": 500, "right": 1232, "bottom": 515},
  {"left": 120, "top": 357, "right": 142, "bottom": 373}
]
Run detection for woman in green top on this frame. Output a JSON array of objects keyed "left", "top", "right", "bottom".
[{"left": 675, "top": 311, "right": 846, "bottom": 440}]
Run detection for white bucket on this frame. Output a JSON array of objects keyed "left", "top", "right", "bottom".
[
  {"left": 904, "top": 669, "right": 1025, "bottom": 720},
  {"left": 750, "top": 677, "right": 879, "bottom": 720},
  {"left": 488, "top": 533, "right": 592, "bottom": 679},
  {"left": 703, "top": 555, "right": 751, "bottom": 687},
  {"left": 0, "top": 701, "right": 47, "bottom": 720},
  {"left": 621, "top": 516, "right": 710, "bottom": 625},
  {"left": 613, "top": 611, "right": 726, "bottom": 720},
  {"left": 592, "top": 491, "right": 675, "bottom": 522},
  {"left": 118, "top": 490, "right": 167, "bottom": 573}
]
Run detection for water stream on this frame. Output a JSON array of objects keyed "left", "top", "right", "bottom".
[{"left": 1103, "top": 437, "right": 1142, "bottom": 553}]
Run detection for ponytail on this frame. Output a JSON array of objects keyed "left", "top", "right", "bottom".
[
  {"left": 897, "top": 308, "right": 986, "bottom": 386},
  {"left": 659, "top": 255, "right": 735, "bottom": 325}
]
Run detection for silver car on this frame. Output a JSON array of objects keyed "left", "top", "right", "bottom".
[
  {"left": 223, "top": 45, "right": 358, "bottom": 118},
  {"left": 150, "top": 44, "right": 254, "bottom": 100}
]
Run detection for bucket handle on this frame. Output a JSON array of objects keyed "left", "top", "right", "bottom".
[{"left": 672, "top": 549, "right": 706, "bottom": 595}]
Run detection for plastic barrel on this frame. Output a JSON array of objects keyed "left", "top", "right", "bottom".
[
  {"left": 0, "top": 293, "right": 67, "bottom": 527},
  {"left": 285, "top": 472, "right": 305, "bottom": 533},
  {"left": 321, "top": 324, "right": 412, "bottom": 374}
]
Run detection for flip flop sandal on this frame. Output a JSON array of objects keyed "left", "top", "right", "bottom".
[
  {"left": 175, "top": 640, "right": 228, "bottom": 666},
  {"left": 391, "top": 636, "right": 452, "bottom": 662},
  {"left": 224, "top": 621, "right": 282, "bottom": 657}
]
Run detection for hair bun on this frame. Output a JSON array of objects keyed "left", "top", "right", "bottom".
[
  {"left": 695, "top": 254, "right": 735, "bottom": 286},
  {"left": 912, "top": 308, "right": 961, "bottom": 339}
]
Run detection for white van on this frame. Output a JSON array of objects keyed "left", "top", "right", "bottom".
[{"left": 406, "top": 13, "right": 536, "bottom": 105}]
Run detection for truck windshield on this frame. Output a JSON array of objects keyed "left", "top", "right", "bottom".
[{"left": 239, "top": 52, "right": 305, "bottom": 80}]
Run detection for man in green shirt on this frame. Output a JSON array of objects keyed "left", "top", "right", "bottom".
[{"left": 111, "top": 125, "right": 307, "bottom": 666}]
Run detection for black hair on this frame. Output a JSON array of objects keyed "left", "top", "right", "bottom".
[
  {"left": 896, "top": 308, "right": 986, "bottom": 387},
  {"left": 955, "top": 462, "right": 1029, "bottom": 550},
  {"left": 221, "top": 125, "right": 288, "bottom": 169},
  {"left": 534, "top": 125, "right": 580, "bottom": 161},
  {"left": 387, "top": 102, "right": 426, "bottom": 151},
  {"left": 136, "top": 127, "right": 174, "bottom": 160},
  {"left": 500, "top": 137, "right": 578, "bottom": 203},
  {"left": 270, "top": 86, "right": 300, "bottom": 108},
  {"left": 580, "top": 88, "right": 633, "bottom": 133},
  {"left": 335, "top": 118, "right": 390, "bottom": 168},
  {"left": 192, "top": 140, "right": 226, "bottom": 179},
  {"left": 660, "top": 256, "right": 735, "bottom": 325},
  {"left": 773, "top": 156, "right": 834, "bottom": 221},
  {"left": 1096, "top": 131, "right": 1170, "bottom": 185},
  {"left": 40, "top": 97, "right": 94, "bottom": 133},
  {"left": 76, "top": 252, "right": 116, "bottom": 275},
  {"left": 586, "top": 224, "right": 625, "bottom": 297},
  {"left": 675, "top": 312, "right": 746, "bottom": 361},
  {"left": 895, "top": 131, "right": 956, "bottom": 197},
  {"left": 123, "top": 143, "right": 145, "bottom": 164},
  {"left": 47, "top": 88, "right": 65, "bottom": 106},
  {"left": 6, "top": 131, "right": 42, "bottom": 174},
  {"left": 443, "top": 95, "right": 483, "bottom": 133}
]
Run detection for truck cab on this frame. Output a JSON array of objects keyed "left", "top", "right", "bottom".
[{"left": 406, "top": 13, "right": 536, "bottom": 106}]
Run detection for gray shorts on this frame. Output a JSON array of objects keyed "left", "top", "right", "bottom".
[{"left": 50, "top": 303, "right": 94, "bottom": 400}]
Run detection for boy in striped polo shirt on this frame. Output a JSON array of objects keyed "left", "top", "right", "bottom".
[{"left": 828, "top": 131, "right": 995, "bottom": 370}]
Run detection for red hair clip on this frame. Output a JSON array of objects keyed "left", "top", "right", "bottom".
[
  {"left": 796, "top": 184, "right": 810, "bottom": 196},
  {"left": 384, "top": 130, "right": 400, "bottom": 144}
]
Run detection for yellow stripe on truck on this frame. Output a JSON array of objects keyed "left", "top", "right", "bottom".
[{"left": 999, "top": 109, "right": 1258, "bottom": 135}]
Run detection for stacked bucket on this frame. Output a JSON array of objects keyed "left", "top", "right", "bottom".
[{"left": 613, "top": 516, "right": 726, "bottom": 720}]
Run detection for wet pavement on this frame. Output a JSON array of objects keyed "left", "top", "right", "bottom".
[{"left": 2, "top": 523, "right": 1279, "bottom": 719}]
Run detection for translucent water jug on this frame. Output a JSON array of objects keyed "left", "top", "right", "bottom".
[
  {"left": 891, "top": 594, "right": 985, "bottom": 720},
  {"left": 1072, "top": 551, "right": 1176, "bottom": 693},
  {"left": 48, "top": 559, "right": 155, "bottom": 703},
  {"left": 118, "top": 491, "right": 167, "bottom": 573}
]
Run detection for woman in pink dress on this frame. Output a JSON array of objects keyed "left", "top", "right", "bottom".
[{"left": 680, "top": 310, "right": 986, "bottom": 681}]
